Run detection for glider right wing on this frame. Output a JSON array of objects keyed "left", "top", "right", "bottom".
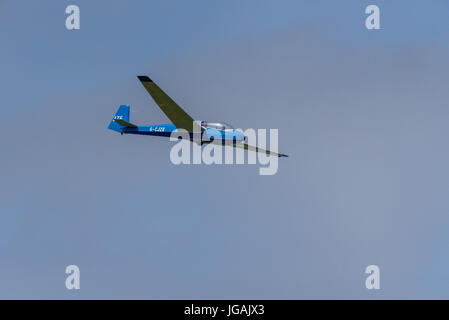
[{"left": 137, "top": 76, "right": 203, "bottom": 133}]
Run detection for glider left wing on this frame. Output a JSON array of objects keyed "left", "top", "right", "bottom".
[{"left": 233, "top": 142, "right": 288, "bottom": 158}]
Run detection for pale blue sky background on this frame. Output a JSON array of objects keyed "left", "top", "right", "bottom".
[{"left": 1, "top": 0, "right": 449, "bottom": 299}]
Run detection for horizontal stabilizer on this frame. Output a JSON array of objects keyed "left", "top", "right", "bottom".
[{"left": 114, "top": 119, "right": 137, "bottom": 128}]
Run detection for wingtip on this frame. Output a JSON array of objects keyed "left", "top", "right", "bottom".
[
  {"left": 137, "top": 75, "right": 153, "bottom": 83},
  {"left": 279, "top": 154, "right": 289, "bottom": 158}
]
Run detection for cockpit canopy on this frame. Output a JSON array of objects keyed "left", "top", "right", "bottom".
[{"left": 200, "top": 121, "right": 234, "bottom": 130}]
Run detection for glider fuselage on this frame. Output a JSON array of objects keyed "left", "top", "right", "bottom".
[{"left": 121, "top": 122, "right": 246, "bottom": 142}]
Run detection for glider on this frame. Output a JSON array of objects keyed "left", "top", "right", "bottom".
[{"left": 108, "top": 76, "right": 288, "bottom": 157}]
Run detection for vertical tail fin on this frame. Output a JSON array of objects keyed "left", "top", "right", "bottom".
[{"left": 108, "top": 105, "right": 130, "bottom": 132}]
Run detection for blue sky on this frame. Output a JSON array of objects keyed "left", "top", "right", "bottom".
[{"left": 1, "top": 0, "right": 449, "bottom": 298}]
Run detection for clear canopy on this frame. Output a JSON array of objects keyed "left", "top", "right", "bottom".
[{"left": 200, "top": 121, "right": 234, "bottom": 130}]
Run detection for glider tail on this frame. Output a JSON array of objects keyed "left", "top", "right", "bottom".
[{"left": 108, "top": 105, "right": 131, "bottom": 132}]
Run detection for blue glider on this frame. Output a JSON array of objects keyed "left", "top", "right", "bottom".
[{"left": 108, "top": 76, "right": 288, "bottom": 157}]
